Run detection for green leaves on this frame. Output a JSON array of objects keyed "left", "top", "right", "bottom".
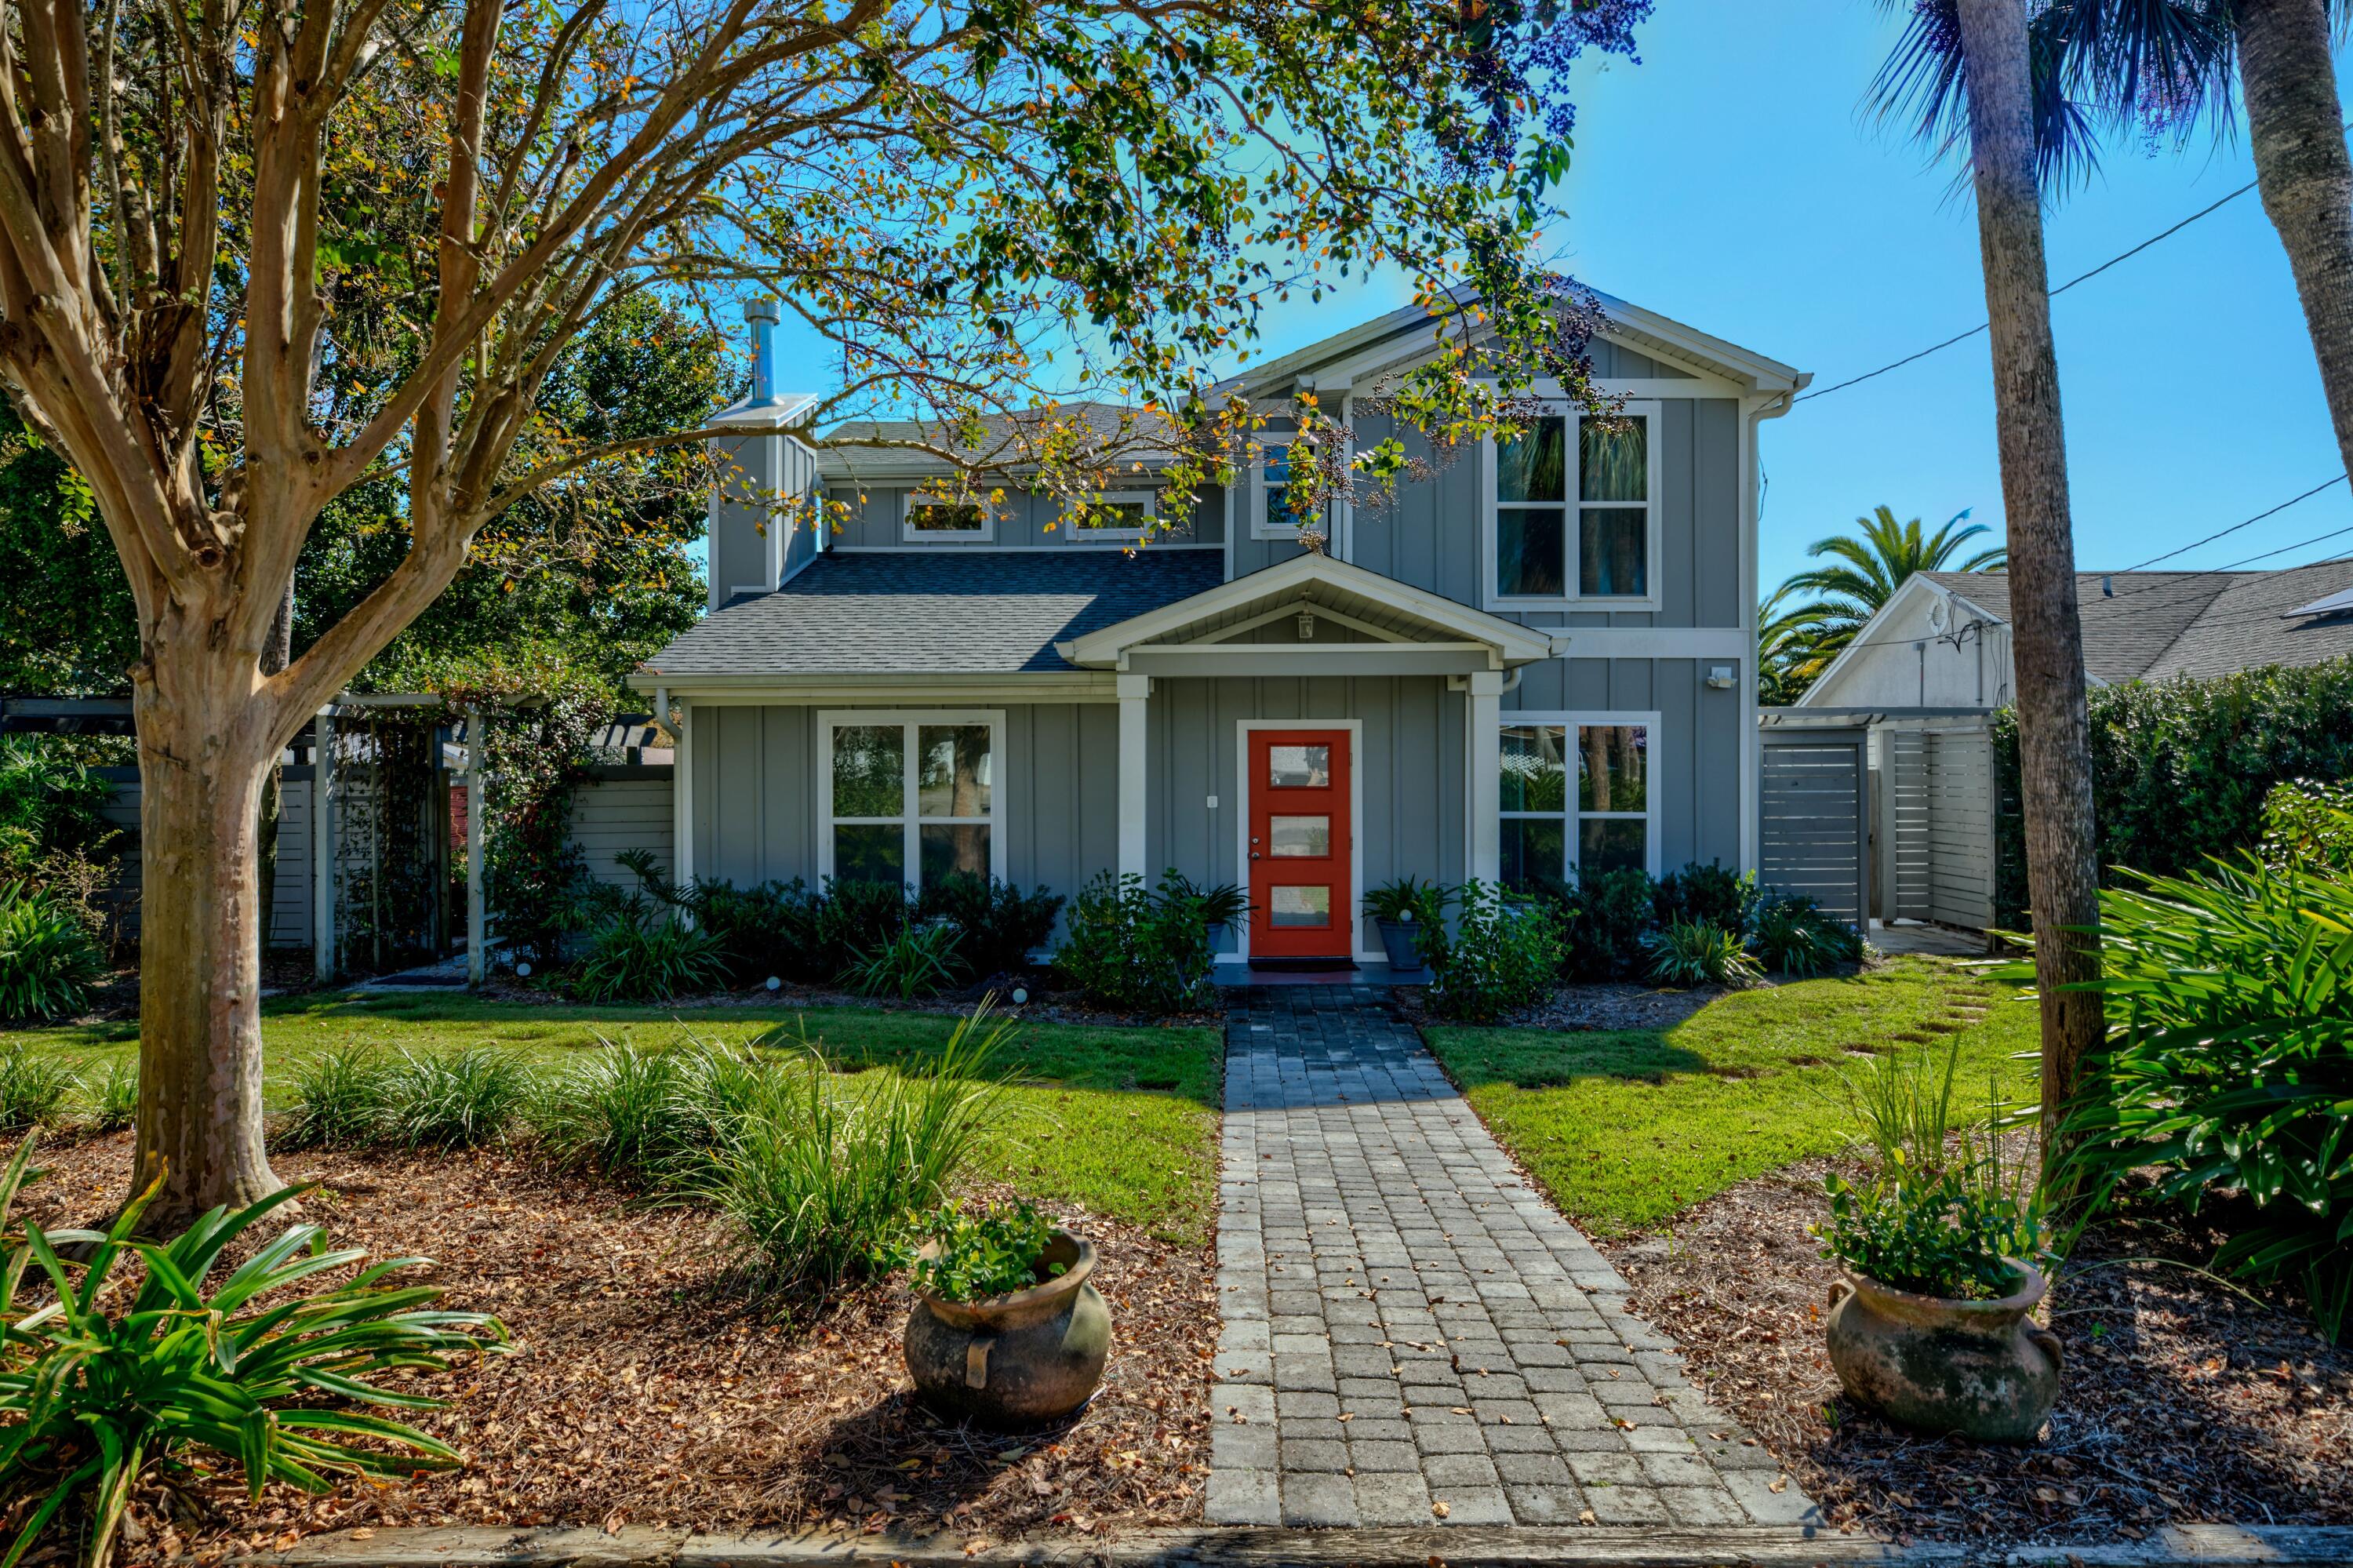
[
  {"left": 0, "top": 1138, "right": 507, "bottom": 1568},
  {"left": 1426, "top": 879, "right": 1567, "bottom": 1024},
  {"left": 1818, "top": 1151, "right": 2045, "bottom": 1302},
  {"left": 889, "top": 1199, "right": 1065, "bottom": 1304}
]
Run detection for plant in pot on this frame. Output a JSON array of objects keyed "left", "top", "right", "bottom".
[
  {"left": 1163, "top": 871, "right": 1247, "bottom": 955},
  {"left": 895, "top": 1200, "right": 1109, "bottom": 1428},
  {"left": 1817, "top": 1140, "right": 2060, "bottom": 1443},
  {"left": 1364, "top": 876, "right": 1450, "bottom": 977}
]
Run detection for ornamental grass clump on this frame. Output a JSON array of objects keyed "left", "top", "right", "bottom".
[
  {"left": 1641, "top": 917, "right": 1762, "bottom": 988},
  {"left": 376, "top": 1046, "right": 533, "bottom": 1149},
  {"left": 278, "top": 1043, "right": 396, "bottom": 1150},
  {"left": 0, "top": 1138, "right": 507, "bottom": 1568},
  {"left": 0, "top": 1044, "right": 81, "bottom": 1132},
  {"left": 571, "top": 897, "right": 729, "bottom": 1003},
  {"left": 534, "top": 1035, "right": 775, "bottom": 1188}
]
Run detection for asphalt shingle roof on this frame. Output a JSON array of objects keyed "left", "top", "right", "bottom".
[
  {"left": 1919, "top": 558, "right": 2353, "bottom": 685},
  {"left": 638, "top": 548, "right": 1225, "bottom": 677}
]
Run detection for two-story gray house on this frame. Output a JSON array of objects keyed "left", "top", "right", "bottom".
[{"left": 631, "top": 297, "right": 1807, "bottom": 966}]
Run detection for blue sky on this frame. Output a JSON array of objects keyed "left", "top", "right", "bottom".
[{"left": 765, "top": 1, "right": 2351, "bottom": 598}]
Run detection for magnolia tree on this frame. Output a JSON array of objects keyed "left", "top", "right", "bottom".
[{"left": 0, "top": 0, "right": 1648, "bottom": 1226}]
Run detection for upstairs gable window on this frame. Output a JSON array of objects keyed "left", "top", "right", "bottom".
[
  {"left": 1066, "top": 490, "right": 1158, "bottom": 541},
  {"left": 1489, "top": 403, "right": 1659, "bottom": 604},
  {"left": 1251, "top": 441, "right": 1318, "bottom": 539},
  {"left": 902, "top": 494, "right": 994, "bottom": 542}
]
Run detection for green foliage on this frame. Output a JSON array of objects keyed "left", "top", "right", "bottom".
[
  {"left": 840, "top": 923, "right": 967, "bottom": 1000},
  {"left": 1747, "top": 894, "right": 1866, "bottom": 978},
  {"left": 1558, "top": 865, "right": 1655, "bottom": 981},
  {"left": 84, "top": 1057, "right": 137, "bottom": 1133},
  {"left": 2262, "top": 777, "right": 2353, "bottom": 876},
  {"left": 705, "top": 1009, "right": 1010, "bottom": 1295},
  {"left": 0, "top": 883, "right": 104, "bottom": 1021},
  {"left": 1641, "top": 918, "right": 1762, "bottom": 989},
  {"left": 0, "top": 1139, "right": 506, "bottom": 1568},
  {"left": 2060, "top": 834, "right": 2353, "bottom": 1338},
  {"left": 0, "top": 1043, "right": 81, "bottom": 1131},
  {"left": 278, "top": 1045, "right": 397, "bottom": 1151},
  {"left": 1053, "top": 871, "right": 1216, "bottom": 1017},
  {"left": 0, "top": 405, "right": 136, "bottom": 697},
  {"left": 1426, "top": 881, "right": 1566, "bottom": 1024},
  {"left": 1651, "top": 862, "right": 1755, "bottom": 934},
  {"left": 891, "top": 1199, "right": 1066, "bottom": 1303},
  {"left": 571, "top": 899, "right": 729, "bottom": 1002},
  {"left": 816, "top": 879, "right": 916, "bottom": 969},
  {"left": 915, "top": 872, "right": 1065, "bottom": 978},
  {"left": 1364, "top": 876, "right": 1451, "bottom": 927},
  {"left": 376, "top": 1047, "right": 534, "bottom": 1150},
  {"left": 0, "top": 740, "right": 117, "bottom": 885},
  {"left": 1819, "top": 1145, "right": 2045, "bottom": 1301},
  {"left": 533, "top": 1037, "right": 773, "bottom": 1188},
  {"left": 1991, "top": 658, "right": 2353, "bottom": 928},
  {"left": 1158, "top": 873, "right": 1247, "bottom": 930},
  {"left": 1837, "top": 1031, "right": 1969, "bottom": 1175},
  {"left": 1764, "top": 505, "right": 2006, "bottom": 696}
]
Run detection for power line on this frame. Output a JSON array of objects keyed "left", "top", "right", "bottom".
[
  {"left": 2111, "top": 473, "right": 2348, "bottom": 573},
  {"left": 1794, "top": 177, "right": 2260, "bottom": 406}
]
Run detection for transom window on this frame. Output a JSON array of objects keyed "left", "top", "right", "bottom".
[
  {"left": 1498, "top": 719, "right": 1655, "bottom": 890},
  {"left": 902, "top": 494, "right": 993, "bottom": 541},
  {"left": 1066, "top": 490, "right": 1158, "bottom": 541},
  {"left": 1490, "top": 403, "right": 1658, "bottom": 603},
  {"left": 820, "top": 713, "right": 1004, "bottom": 890}
]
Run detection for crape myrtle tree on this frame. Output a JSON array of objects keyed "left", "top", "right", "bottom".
[
  {"left": 0, "top": 0, "right": 1649, "bottom": 1228},
  {"left": 1874, "top": 0, "right": 2105, "bottom": 1186}
]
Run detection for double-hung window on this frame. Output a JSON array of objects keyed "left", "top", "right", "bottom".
[
  {"left": 1251, "top": 440, "right": 1315, "bottom": 538},
  {"left": 820, "top": 713, "right": 1003, "bottom": 890},
  {"left": 1489, "top": 402, "right": 1660, "bottom": 605},
  {"left": 1498, "top": 717, "right": 1657, "bottom": 889}
]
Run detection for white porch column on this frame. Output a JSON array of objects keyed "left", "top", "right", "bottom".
[
  {"left": 1117, "top": 673, "right": 1151, "bottom": 881},
  {"left": 311, "top": 709, "right": 336, "bottom": 983},
  {"left": 1466, "top": 670, "right": 1503, "bottom": 886},
  {"left": 671, "top": 694, "right": 695, "bottom": 895},
  {"left": 464, "top": 708, "right": 486, "bottom": 986}
]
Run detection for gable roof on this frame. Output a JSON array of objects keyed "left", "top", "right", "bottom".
[
  {"left": 816, "top": 401, "right": 1179, "bottom": 481},
  {"left": 1912, "top": 558, "right": 2353, "bottom": 685},
  {"left": 635, "top": 548, "right": 1224, "bottom": 680}
]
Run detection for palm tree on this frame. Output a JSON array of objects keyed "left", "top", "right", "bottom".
[
  {"left": 1875, "top": 0, "right": 2353, "bottom": 486},
  {"left": 1776, "top": 504, "right": 2006, "bottom": 672},
  {"left": 1882, "top": 0, "right": 2106, "bottom": 1191}
]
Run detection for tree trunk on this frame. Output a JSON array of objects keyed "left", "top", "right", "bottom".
[
  {"left": 2236, "top": 0, "right": 2353, "bottom": 482},
  {"left": 129, "top": 666, "right": 287, "bottom": 1235},
  {"left": 254, "top": 586, "right": 295, "bottom": 968},
  {"left": 1954, "top": 0, "right": 2106, "bottom": 1188}
]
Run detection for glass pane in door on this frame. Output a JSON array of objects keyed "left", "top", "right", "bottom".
[
  {"left": 1269, "top": 886, "right": 1332, "bottom": 927},
  {"left": 1269, "top": 816, "right": 1330, "bottom": 857},
  {"left": 1267, "top": 744, "right": 1330, "bottom": 788}
]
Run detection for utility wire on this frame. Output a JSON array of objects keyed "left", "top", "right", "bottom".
[
  {"left": 1795, "top": 178, "right": 2261, "bottom": 405},
  {"left": 2110, "top": 473, "right": 2349, "bottom": 573}
]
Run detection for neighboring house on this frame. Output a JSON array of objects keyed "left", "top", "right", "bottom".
[
  {"left": 631, "top": 295, "right": 1809, "bottom": 964},
  {"left": 1796, "top": 559, "right": 2353, "bottom": 711}
]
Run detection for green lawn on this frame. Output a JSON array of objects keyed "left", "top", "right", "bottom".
[
  {"left": 4, "top": 995, "right": 1224, "bottom": 1243},
  {"left": 1421, "top": 957, "right": 2039, "bottom": 1238}
]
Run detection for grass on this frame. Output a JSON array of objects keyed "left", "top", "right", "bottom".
[
  {"left": 3, "top": 995, "right": 1223, "bottom": 1243},
  {"left": 1422, "top": 956, "right": 2039, "bottom": 1238}
]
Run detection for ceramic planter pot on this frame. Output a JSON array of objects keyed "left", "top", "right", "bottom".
[
  {"left": 904, "top": 1231, "right": 1110, "bottom": 1428},
  {"left": 1376, "top": 917, "right": 1428, "bottom": 976},
  {"left": 1825, "top": 1260, "right": 2062, "bottom": 1443}
]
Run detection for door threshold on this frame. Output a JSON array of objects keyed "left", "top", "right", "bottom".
[{"left": 1246, "top": 956, "right": 1358, "bottom": 973}]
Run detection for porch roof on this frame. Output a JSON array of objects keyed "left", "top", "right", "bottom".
[{"left": 1059, "top": 552, "right": 1563, "bottom": 675}]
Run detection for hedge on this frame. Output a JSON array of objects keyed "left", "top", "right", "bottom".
[{"left": 1992, "top": 656, "right": 2353, "bottom": 929}]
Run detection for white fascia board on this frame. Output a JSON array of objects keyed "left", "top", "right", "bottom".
[
  {"left": 624, "top": 670, "right": 1117, "bottom": 702},
  {"left": 1796, "top": 574, "right": 1952, "bottom": 706}
]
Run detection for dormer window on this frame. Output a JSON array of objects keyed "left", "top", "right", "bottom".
[
  {"left": 903, "top": 495, "right": 993, "bottom": 542},
  {"left": 1487, "top": 402, "right": 1660, "bottom": 606},
  {"left": 1067, "top": 490, "right": 1158, "bottom": 542},
  {"left": 1251, "top": 441, "right": 1315, "bottom": 539}
]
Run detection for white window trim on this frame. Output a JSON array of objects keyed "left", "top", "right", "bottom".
[
  {"left": 815, "top": 710, "right": 1007, "bottom": 889},
  {"left": 1231, "top": 719, "right": 1377, "bottom": 964},
  {"left": 1248, "top": 436, "right": 1318, "bottom": 540},
  {"left": 1480, "top": 400, "right": 1664, "bottom": 612},
  {"left": 1064, "top": 489, "right": 1157, "bottom": 544},
  {"left": 1497, "top": 710, "right": 1663, "bottom": 882},
  {"left": 900, "top": 493, "right": 996, "bottom": 544}
]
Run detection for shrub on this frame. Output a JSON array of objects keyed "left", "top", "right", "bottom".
[
  {"left": 1641, "top": 918, "right": 1762, "bottom": 988},
  {"left": 1052, "top": 871, "right": 1216, "bottom": 1016},
  {"left": 84, "top": 1056, "right": 136, "bottom": 1132},
  {"left": 571, "top": 898, "right": 728, "bottom": 1002},
  {"left": 692, "top": 878, "right": 827, "bottom": 983},
  {"left": 840, "top": 922, "right": 966, "bottom": 999},
  {"left": 0, "top": 882, "right": 105, "bottom": 1020},
  {"left": 376, "top": 1046, "right": 533, "bottom": 1149},
  {"left": 0, "top": 1137, "right": 506, "bottom": 1568},
  {"left": 0, "top": 1045, "right": 80, "bottom": 1131},
  {"left": 1558, "top": 865, "right": 1654, "bottom": 981},
  {"left": 2061, "top": 831, "right": 2353, "bottom": 1338},
  {"left": 278, "top": 1044, "right": 397, "bottom": 1149},
  {"left": 1819, "top": 1143, "right": 2045, "bottom": 1301},
  {"left": 816, "top": 877, "right": 914, "bottom": 970},
  {"left": 1747, "top": 894, "right": 1865, "bottom": 977},
  {"left": 918, "top": 872, "right": 1065, "bottom": 977},
  {"left": 705, "top": 1008, "right": 1010, "bottom": 1295},
  {"left": 0, "top": 738, "right": 117, "bottom": 883},
  {"left": 889, "top": 1199, "right": 1066, "bottom": 1302},
  {"left": 2262, "top": 777, "right": 2353, "bottom": 876},
  {"left": 1652, "top": 861, "right": 1754, "bottom": 934},
  {"left": 1425, "top": 880, "right": 1566, "bottom": 1024},
  {"left": 535, "top": 1036, "right": 773, "bottom": 1187}
]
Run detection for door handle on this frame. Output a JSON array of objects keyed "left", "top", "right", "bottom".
[{"left": 1249, "top": 851, "right": 1262, "bottom": 860}]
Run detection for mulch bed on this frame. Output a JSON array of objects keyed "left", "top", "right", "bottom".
[
  {"left": 1393, "top": 977, "right": 1760, "bottom": 1034},
  {"left": 1598, "top": 1155, "right": 2353, "bottom": 1544},
  {"left": 7, "top": 1133, "right": 1215, "bottom": 1564}
]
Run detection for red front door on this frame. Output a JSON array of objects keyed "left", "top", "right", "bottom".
[{"left": 1247, "top": 729, "right": 1353, "bottom": 958}]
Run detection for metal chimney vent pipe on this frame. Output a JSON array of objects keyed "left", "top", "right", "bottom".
[{"left": 744, "top": 297, "right": 784, "bottom": 407}]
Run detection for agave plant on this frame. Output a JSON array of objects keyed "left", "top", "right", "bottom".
[{"left": 0, "top": 1139, "right": 508, "bottom": 1567}]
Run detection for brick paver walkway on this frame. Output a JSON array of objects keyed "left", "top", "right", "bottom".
[{"left": 1205, "top": 986, "right": 1817, "bottom": 1530}]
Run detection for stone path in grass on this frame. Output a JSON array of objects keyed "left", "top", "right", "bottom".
[{"left": 1205, "top": 985, "right": 1817, "bottom": 1530}]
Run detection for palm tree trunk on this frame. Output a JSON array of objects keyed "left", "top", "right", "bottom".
[
  {"left": 1954, "top": 0, "right": 2106, "bottom": 1188},
  {"left": 2236, "top": 0, "right": 2353, "bottom": 480}
]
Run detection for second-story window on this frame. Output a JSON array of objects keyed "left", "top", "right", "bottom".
[
  {"left": 1067, "top": 491, "right": 1157, "bottom": 541},
  {"left": 903, "top": 494, "right": 994, "bottom": 542},
  {"left": 1490, "top": 403, "right": 1658, "bottom": 604},
  {"left": 1252, "top": 442, "right": 1315, "bottom": 538}
]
